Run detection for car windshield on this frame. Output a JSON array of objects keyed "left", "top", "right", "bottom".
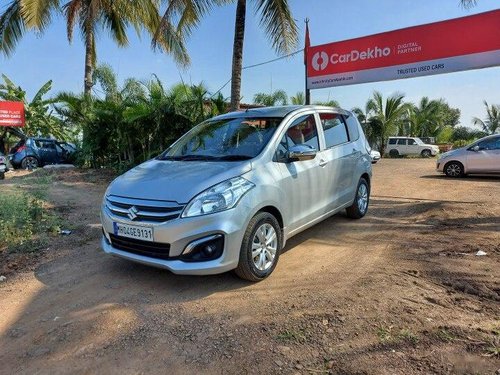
[{"left": 158, "top": 117, "right": 283, "bottom": 161}]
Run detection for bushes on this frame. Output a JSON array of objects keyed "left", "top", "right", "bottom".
[{"left": 0, "top": 187, "right": 59, "bottom": 253}]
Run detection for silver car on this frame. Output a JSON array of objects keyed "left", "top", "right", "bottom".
[
  {"left": 437, "top": 134, "right": 500, "bottom": 177},
  {"left": 101, "top": 106, "right": 372, "bottom": 281}
]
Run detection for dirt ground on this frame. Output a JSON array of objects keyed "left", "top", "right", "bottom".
[{"left": 0, "top": 159, "right": 499, "bottom": 375}]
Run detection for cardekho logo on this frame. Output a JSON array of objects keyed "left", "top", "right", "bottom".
[{"left": 312, "top": 51, "right": 329, "bottom": 71}]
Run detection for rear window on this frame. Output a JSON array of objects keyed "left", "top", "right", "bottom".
[
  {"left": 344, "top": 114, "right": 360, "bottom": 141},
  {"left": 319, "top": 113, "right": 349, "bottom": 148},
  {"left": 389, "top": 138, "right": 397, "bottom": 145}
]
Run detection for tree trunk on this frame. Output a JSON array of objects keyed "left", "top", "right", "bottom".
[
  {"left": 230, "top": 0, "right": 246, "bottom": 111},
  {"left": 84, "top": 26, "right": 94, "bottom": 96}
]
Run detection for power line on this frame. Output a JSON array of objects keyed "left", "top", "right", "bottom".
[{"left": 210, "top": 48, "right": 304, "bottom": 98}]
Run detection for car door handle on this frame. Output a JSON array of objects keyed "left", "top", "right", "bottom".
[{"left": 319, "top": 159, "right": 328, "bottom": 167}]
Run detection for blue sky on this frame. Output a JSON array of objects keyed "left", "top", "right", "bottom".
[{"left": 0, "top": 0, "right": 498, "bottom": 127}]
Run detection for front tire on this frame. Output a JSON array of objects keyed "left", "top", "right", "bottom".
[
  {"left": 421, "top": 149, "right": 432, "bottom": 158},
  {"left": 346, "top": 178, "right": 370, "bottom": 219},
  {"left": 235, "top": 212, "right": 282, "bottom": 282},
  {"left": 444, "top": 161, "right": 464, "bottom": 178}
]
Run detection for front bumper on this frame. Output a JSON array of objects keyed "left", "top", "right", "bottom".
[
  {"left": 100, "top": 201, "right": 251, "bottom": 275},
  {"left": 430, "top": 148, "right": 439, "bottom": 156}
]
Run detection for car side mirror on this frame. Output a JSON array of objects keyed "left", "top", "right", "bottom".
[
  {"left": 471, "top": 145, "right": 480, "bottom": 152},
  {"left": 287, "top": 144, "right": 317, "bottom": 162}
]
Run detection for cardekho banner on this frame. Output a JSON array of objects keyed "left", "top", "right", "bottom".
[
  {"left": 307, "top": 10, "right": 500, "bottom": 89},
  {"left": 0, "top": 101, "right": 25, "bottom": 127}
]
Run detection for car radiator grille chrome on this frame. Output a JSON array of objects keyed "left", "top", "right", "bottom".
[
  {"left": 105, "top": 195, "right": 185, "bottom": 223},
  {"left": 109, "top": 234, "right": 172, "bottom": 260}
]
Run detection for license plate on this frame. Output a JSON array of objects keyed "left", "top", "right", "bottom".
[{"left": 113, "top": 222, "right": 153, "bottom": 242}]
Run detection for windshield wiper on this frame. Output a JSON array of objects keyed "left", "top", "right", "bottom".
[
  {"left": 159, "top": 154, "right": 216, "bottom": 161},
  {"left": 214, "top": 155, "right": 253, "bottom": 161}
]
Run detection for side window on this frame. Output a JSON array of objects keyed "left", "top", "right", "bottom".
[
  {"left": 34, "top": 140, "right": 43, "bottom": 148},
  {"left": 388, "top": 138, "right": 397, "bottom": 145},
  {"left": 344, "top": 114, "right": 360, "bottom": 141},
  {"left": 477, "top": 138, "right": 500, "bottom": 150},
  {"left": 319, "top": 113, "right": 349, "bottom": 148},
  {"left": 408, "top": 139, "right": 417, "bottom": 145},
  {"left": 275, "top": 114, "right": 319, "bottom": 161},
  {"left": 397, "top": 139, "right": 406, "bottom": 145},
  {"left": 286, "top": 114, "right": 320, "bottom": 150}
]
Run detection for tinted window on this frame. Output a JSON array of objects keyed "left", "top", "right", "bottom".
[
  {"left": 389, "top": 138, "right": 397, "bottom": 145},
  {"left": 477, "top": 137, "right": 500, "bottom": 150},
  {"left": 408, "top": 139, "right": 417, "bottom": 145},
  {"left": 319, "top": 113, "right": 349, "bottom": 148},
  {"left": 344, "top": 114, "right": 360, "bottom": 141},
  {"left": 397, "top": 139, "right": 406, "bottom": 145}
]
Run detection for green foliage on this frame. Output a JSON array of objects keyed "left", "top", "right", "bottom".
[
  {"left": 472, "top": 101, "right": 500, "bottom": 135},
  {"left": 0, "top": 182, "right": 59, "bottom": 253},
  {"left": 0, "top": 74, "right": 70, "bottom": 139},
  {"left": 253, "top": 90, "right": 288, "bottom": 106},
  {"left": 55, "top": 64, "right": 225, "bottom": 170},
  {"left": 290, "top": 91, "right": 304, "bottom": 105}
]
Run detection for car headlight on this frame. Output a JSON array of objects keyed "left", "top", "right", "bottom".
[{"left": 182, "top": 177, "right": 255, "bottom": 218}]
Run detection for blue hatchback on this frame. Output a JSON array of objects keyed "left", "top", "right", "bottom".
[{"left": 9, "top": 138, "right": 76, "bottom": 169}]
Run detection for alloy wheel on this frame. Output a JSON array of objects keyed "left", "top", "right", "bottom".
[
  {"left": 357, "top": 183, "right": 369, "bottom": 214},
  {"left": 251, "top": 223, "right": 278, "bottom": 271},
  {"left": 446, "top": 163, "right": 461, "bottom": 177}
]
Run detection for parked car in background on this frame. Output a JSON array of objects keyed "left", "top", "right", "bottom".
[
  {"left": 9, "top": 138, "right": 77, "bottom": 169},
  {"left": 437, "top": 134, "right": 500, "bottom": 177},
  {"left": 101, "top": 105, "right": 372, "bottom": 281},
  {"left": 370, "top": 149, "right": 381, "bottom": 164},
  {"left": 386, "top": 137, "right": 439, "bottom": 158},
  {"left": 0, "top": 152, "right": 11, "bottom": 179}
]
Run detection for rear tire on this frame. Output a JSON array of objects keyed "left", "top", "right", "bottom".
[
  {"left": 444, "top": 161, "right": 464, "bottom": 178},
  {"left": 421, "top": 149, "right": 432, "bottom": 158},
  {"left": 21, "top": 156, "right": 39, "bottom": 170},
  {"left": 389, "top": 149, "right": 399, "bottom": 158},
  {"left": 346, "top": 178, "right": 370, "bottom": 219},
  {"left": 235, "top": 212, "right": 282, "bottom": 282}
]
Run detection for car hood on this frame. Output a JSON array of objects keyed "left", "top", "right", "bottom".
[
  {"left": 107, "top": 159, "right": 253, "bottom": 203},
  {"left": 439, "top": 148, "right": 464, "bottom": 159}
]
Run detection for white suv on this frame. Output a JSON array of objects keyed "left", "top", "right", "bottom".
[{"left": 386, "top": 137, "right": 439, "bottom": 158}]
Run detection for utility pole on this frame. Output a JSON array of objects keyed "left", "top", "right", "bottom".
[{"left": 304, "top": 18, "right": 311, "bottom": 105}]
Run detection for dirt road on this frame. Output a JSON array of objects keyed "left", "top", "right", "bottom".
[{"left": 1, "top": 160, "right": 499, "bottom": 374}]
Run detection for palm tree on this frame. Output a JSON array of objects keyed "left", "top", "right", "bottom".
[
  {"left": 0, "top": 0, "right": 188, "bottom": 96},
  {"left": 229, "top": 0, "right": 297, "bottom": 110},
  {"left": 473, "top": 101, "right": 500, "bottom": 135},
  {"left": 314, "top": 99, "right": 340, "bottom": 107},
  {"left": 290, "top": 92, "right": 304, "bottom": 105},
  {"left": 460, "top": 0, "right": 477, "bottom": 8},
  {"left": 407, "top": 97, "right": 443, "bottom": 137},
  {"left": 366, "top": 91, "right": 410, "bottom": 155},
  {"left": 253, "top": 89, "right": 287, "bottom": 106}
]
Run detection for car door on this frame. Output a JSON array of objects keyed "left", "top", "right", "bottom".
[
  {"left": 316, "top": 111, "right": 354, "bottom": 209},
  {"left": 273, "top": 113, "right": 327, "bottom": 232},
  {"left": 467, "top": 136, "right": 500, "bottom": 173},
  {"left": 407, "top": 138, "right": 420, "bottom": 156},
  {"left": 397, "top": 138, "right": 407, "bottom": 155},
  {"left": 38, "top": 140, "right": 59, "bottom": 164}
]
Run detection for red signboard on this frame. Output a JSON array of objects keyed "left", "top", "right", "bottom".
[
  {"left": 307, "top": 10, "right": 500, "bottom": 89},
  {"left": 0, "top": 101, "right": 25, "bottom": 127}
]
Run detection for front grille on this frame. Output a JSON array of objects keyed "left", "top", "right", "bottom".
[
  {"left": 110, "top": 234, "right": 172, "bottom": 260},
  {"left": 106, "top": 195, "right": 184, "bottom": 223}
]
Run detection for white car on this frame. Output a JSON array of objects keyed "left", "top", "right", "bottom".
[
  {"left": 437, "top": 134, "right": 500, "bottom": 177},
  {"left": 386, "top": 137, "right": 439, "bottom": 158}
]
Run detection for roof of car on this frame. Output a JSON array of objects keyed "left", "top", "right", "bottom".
[{"left": 212, "top": 105, "right": 351, "bottom": 121}]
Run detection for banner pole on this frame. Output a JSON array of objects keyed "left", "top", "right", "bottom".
[{"left": 304, "top": 18, "right": 311, "bottom": 105}]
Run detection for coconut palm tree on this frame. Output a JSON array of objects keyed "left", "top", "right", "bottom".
[
  {"left": 460, "top": 0, "right": 477, "bottom": 8},
  {"left": 0, "top": 0, "right": 188, "bottom": 96},
  {"left": 253, "top": 89, "right": 287, "bottom": 106},
  {"left": 406, "top": 97, "right": 443, "bottom": 137},
  {"left": 473, "top": 101, "right": 500, "bottom": 135},
  {"left": 157, "top": 0, "right": 298, "bottom": 110},
  {"left": 366, "top": 91, "right": 410, "bottom": 155},
  {"left": 290, "top": 92, "right": 304, "bottom": 105}
]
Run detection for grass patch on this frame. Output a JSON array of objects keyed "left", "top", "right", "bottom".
[
  {"left": 0, "top": 180, "right": 60, "bottom": 253},
  {"left": 276, "top": 329, "right": 307, "bottom": 344},
  {"left": 377, "top": 326, "right": 419, "bottom": 346}
]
